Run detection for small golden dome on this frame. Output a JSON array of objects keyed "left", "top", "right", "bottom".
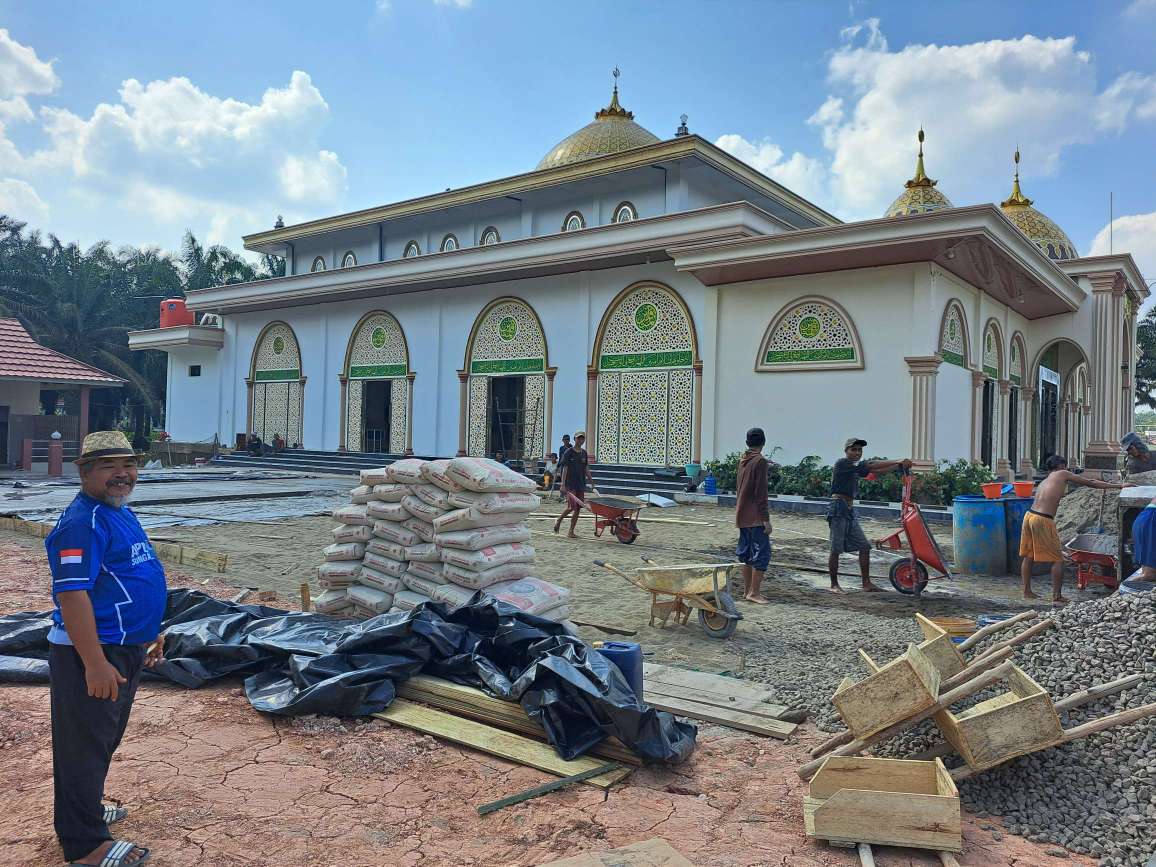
[
  {"left": 537, "top": 82, "right": 660, "bottom": 171},
  {"left": 885, "top": 128, "right": 955, "bottom": 218},
  {"left": 999, "top": 149, "right": 1078, "bottom": 261}
]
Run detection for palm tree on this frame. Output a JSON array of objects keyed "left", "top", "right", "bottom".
[{"left": 181, "top": 230, "right": 259, "bottom": 290}]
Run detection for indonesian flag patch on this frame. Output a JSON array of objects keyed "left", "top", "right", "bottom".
[{"left": 59, "top": 548, "right": 83, "bottom": 565}]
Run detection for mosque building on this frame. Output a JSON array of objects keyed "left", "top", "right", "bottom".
[{"left": 130, "top": 80, "right": 1147, "bottom": 478}]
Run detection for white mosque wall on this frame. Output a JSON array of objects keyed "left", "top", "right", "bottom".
[
  {"left": 934, "top": 363, "right": 973, "bottom": 461},
  {"left": 162, "top": 346, "right": 224, "bottom": 443}
]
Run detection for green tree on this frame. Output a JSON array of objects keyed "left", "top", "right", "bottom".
[{"left": 1136, "top": 307, "right": 1156, "bottom": 410}]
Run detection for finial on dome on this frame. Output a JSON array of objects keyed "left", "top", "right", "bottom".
[
  {"left": 676, "top": 113, "right": 689, "bottom": 137},
  {"left": 596, "top": 67, "right": 634, "bottom": 120},
  {"left": 1001, "top": 147, "right": 1033, "bottom": 207},
  {"left": 905, "top": 127, "right": 936, "bottom": 189}
]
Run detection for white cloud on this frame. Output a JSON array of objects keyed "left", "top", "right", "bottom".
[
  {"left": 433, "top": 0, "right": 473, "bottom": 6},
  {"left": 0, "top": 28, "right": 58, "bottom": 101},
  {"left": 1090, "top": 212, "right": 1156, "bottom": 287},
  {"left": 1096, "top": 72, "right": 1156, "bottom": 132},
  {"left": 0, "top": 178, "right": 49, "bottom": 223},
  {"left": 1124, "top": 0, "right": 1156, "bottom": 15},
  {"left": 715, "top": 134, "right": 828, "bottom": 204}
]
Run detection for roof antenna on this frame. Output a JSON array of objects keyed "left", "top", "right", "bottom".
[{"left": 1110, "top": 191, "right": 1114, "bottom": 254}]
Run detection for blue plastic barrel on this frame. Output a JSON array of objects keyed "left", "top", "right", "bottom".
[
  {"left": 703, "top": 473, "right": 717, "bottom": 496},
  {"left": 1003, "top": 497, "right": 1034, "bottom": 571},
  {"left": 598, "top": 641, "right": 644, "bottom": 698},
  {"left": 953, "top": 495, "right": 1009, "bottom": 575}
]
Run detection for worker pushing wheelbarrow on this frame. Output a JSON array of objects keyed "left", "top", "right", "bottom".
[
  {"left": 875, "top": 466, "right": 952, "bottom": 596},
  {"left": 553, "top": 433, "right": 645, "bottom": 544}
]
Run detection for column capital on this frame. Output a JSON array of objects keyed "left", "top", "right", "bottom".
[
  {"left": 545, "top": 366, "right": 557, "bottom": 381},
  {"left": 457, "top": 369, "right": 469, "bottom": 383},
  {"left": 587, "top": 367, "right": 599, "bottom": 381},
  {"left": 337, "top": 373, "right": 348, "bottom": 384},
  {"left": 406, "top": 371, "right": 416, "bottom": 382},
  {"left": 1088, "top": 270, "right": 1127, "bottom": 296},
  {"left": 904, "top": 355, "right": 942, "bottom": 375},
  {"left": 692, "top": 361, "right": 704, "bottom": 375},
  {"left": 998, "top": 379, "right": 1011, "bottom": 395},
  {"left": 970, "top": 369, "right": 987, "bottom": 388},
  {"left": 1020, "top": 386, "right": 1037, "bottom": 402}
]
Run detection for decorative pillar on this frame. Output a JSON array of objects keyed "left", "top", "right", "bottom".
[
  {"left": 78, "top": 386, "right": 91, "bottom": 441},
  {"left": 996, "top": 380, "right": 1012, "bottom": 480},
  {"left": 245, "top": 378, "right": 254, "bottom": 440},
  {"left": 1061, "top": 399, "right": 1073, "bottom": 460},
  {"left": 405, "top": 373, "right": 415, "bottom": 456},
  {"left": 456, "top": 370, "right": 469, "bottom": 457},
  {"left": 970, "top": 369, "right": 986, "bottom": 462},
  {"left": 904, "top": 355, "right": 941, "bottom": 472},
  {"left": 585, "top": 367, "right": 598, "bottom": 461},
  {"left": 1019, "top": 386, "right": 1037, "bottom": 477},
  {"left": 692, "top": 361, "right": 704, "bottom": 465},
  {"left": 1082, "top": 404, "right": 1093, "bottom": 463},
  {"left": 544, "top": 368, "right": 556, "bottom": 460},
  {"left": 337, "top": 375, "right": 348, "bottom": 452},
  {"left": 1085, "top": 273, "right": 1124, "bottom": 467}
]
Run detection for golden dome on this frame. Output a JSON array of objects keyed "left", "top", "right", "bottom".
[
  {"left": 885, "top": 129, "right": 954, "bottom": 217},
  {"left": 999, "top": 150, "right": 1078, "bottom": 261},
  {"left": 536, "top": 84, "right": 660, "bottom": 171}
]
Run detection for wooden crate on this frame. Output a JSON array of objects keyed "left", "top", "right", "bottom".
[
  {"left": 803, "top": 756, "right": 962, "bottom": 852},
  {"left": 832, "top": 643, "right": 941, "bottom": 739},
  {"left": 933, "top": 665, "right": 1063, "bottom": 772},
  {"left": 914, "top": 613, "right": 967, "bottom": 679}
]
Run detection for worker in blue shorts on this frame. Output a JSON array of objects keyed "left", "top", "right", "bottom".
[{"left": 1130, "top": 496, "right": 1156, "bottom": 579}]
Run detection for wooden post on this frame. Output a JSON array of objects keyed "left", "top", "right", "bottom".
[
  {"left": 957, "top": 609, "right": 1037, "bottom": 651},
  {"left": 78, "top": 386, "right": 91, "bottom": 441},
  {"left": 299, "top": 582, "right": 311, "bottom": 612}
]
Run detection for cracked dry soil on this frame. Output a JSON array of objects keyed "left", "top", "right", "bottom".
[{"left": 0, "top": 533, "right": 1094, "bottom": 866}]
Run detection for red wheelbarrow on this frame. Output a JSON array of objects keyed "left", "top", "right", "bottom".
[
  {"left": 874, "top": 467, "right": 952, "bottom": 595},
  {"left": 585, "top": 495, "right": 645, "bottom": 544}
]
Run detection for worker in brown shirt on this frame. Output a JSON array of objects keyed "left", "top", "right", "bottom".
[{"left": 735, "top": 427, "right": 772, "bottom": 604}]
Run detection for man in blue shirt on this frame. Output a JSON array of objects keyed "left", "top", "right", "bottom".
[
  {"left": 1131, "top": 496, "right": 1156, "bottom": 579},
  {"left": 46, "top": 431, "right": 167, "bottom": 867}
]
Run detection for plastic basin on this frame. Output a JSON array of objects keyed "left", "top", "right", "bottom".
[
  {"left": 1013, "top": 481, "right": 1034, "bottom": 497},
  {"left": 981, "top": 482, "right": 1004, "bottom": 500}
]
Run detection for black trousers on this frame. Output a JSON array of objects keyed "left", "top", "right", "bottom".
[{"left": 50, "top": 643, "right": 145, "bottom": 862}]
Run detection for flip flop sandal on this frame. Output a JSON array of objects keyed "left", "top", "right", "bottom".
[
  {"left": 102, "top": 802, "right": 127, "bottom": 824},
  {"left": 70, "top": 840, "right": 151, "bottom": 867}
]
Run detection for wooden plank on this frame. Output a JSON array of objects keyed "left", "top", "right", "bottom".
[
  {"left": 642, "top": 680, "right": 789, "bottom": 721},
  {"left": 643, "top": 662, "right": 781, "bottom": 705},
  {"left": 808, "top": 756, "right": 939, "bottom": 798},
  {"left": 539, "top": 838, "right": 695, "bottom": 867},
  {"left": 477, "top": 761, "right": 620, "bottom": 815},
  {"left": 180, "top": 545, "right": 229, "bottom": 573},
  {"left": 857, "top": 843, "right": 876, "bottom": 867},
  {"left": 641, "top": 693, "right": 796, "bottom": 739},
  {"left": 374, "top": 699, "right": 632, "bottom": 788},
  {"left": 832, "top": 644, "right": 940, "bottom": 740},
  {"left": 807, "top": 785, "right": 962, "bottom": 852}
]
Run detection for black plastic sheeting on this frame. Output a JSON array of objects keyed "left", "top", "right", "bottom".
[{"left": 0, "top": 589, "right": 695, "bottom": 764}]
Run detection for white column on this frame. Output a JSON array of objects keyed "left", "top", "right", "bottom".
[
  {"left": 544, "top": 368, "right": 556, "bottom": 461},
  {"left": 405, "top": 373, "right": 415, "bottom": 456},
  {"left": 1019, "top": 386, "right": 1037, "bottom": 477},
  {"left": 996, "top": 380, "right": 1012, "bottom": 480},
  {"left": 1086, "top": 273, "right": 1124, "bottom": 465},
  {"left": 970, "top": 369, "right": 986, "bottom": 462},
  {"left": 456, "top": 371, "right": 469, "bottom": 457},
  {"left": 337, "top": 375, "right": 348, "bottom": 451},
  {"left": 905, "top": 355, "right": 941, "bottom": 471}
]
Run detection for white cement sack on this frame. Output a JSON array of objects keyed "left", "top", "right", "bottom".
[
  {"left": 444, "top": 560, "right": 536, "bottom": 589},
  {"left": 447, "top": 491, "right": 541, "bottom": 514},
  {"left": 445, "top": 456, "right": 538, "bottom": 493},
  {"left": 314, "top": 589, "right": 350, "bottom": 614},
  {"left": 318, "top": 574, "right": 356, "bottom": 590},
  {"left": 363, "top": 551, "right": 409, "bottom": 579},
  {"left": 434, "top": 507, "right": 526, "bottom": 533},
  {"left": 332, "top": 523, "right": 373, "bottom": 543},
  {"left": 323, "top": 541, "right": 366, "bottom": 562},
  {"left": 349, "top": 485, "right": 374, "bottom": 505},
  {"left": 421, "top": 458, "right": 465, "bottom": 493},
  {"left": 435, "top": 524, "right": 532, "bottom": 551},
  {"left": 403, "top": 572, "right": 443, "bottom": 598},
  {"left": 360, "top": 467, "right": 390, "bottom": 486},
  {"left": 333, "top": 504, "right": 371, "bottom": 526},
  {"left": 392, "top": 590, "right": 431, "bottom": 611},
  {"left": 386, "top": 458, "right": 426, "bottom": 484},
  {"left": 486, "top": 577, "right": 571, "bottom": 616},
  {"left": 371, "top": 483, "right": 408, "bottom": 503},
  {"left": 405, "top": 559, "right": 446, "bottom": 585},
  {"left": 352, "top": 604, "right": 377, "bottom": 619},
  {"left": 367, "top": 500, "right": 409, "bottom": 522},
  {"left": 431, "top": 582, "right": 476, "bottom": 609},
  {"left": 440, "top": 542, "right": 535, "bottom": 571},
  {"left": 372, "top": 520, "right": 420, "bottom": 547},
  {"left": 404, "top": 542, "right": 440, "bottom": 563},
  {"left": 536, "top": 604, "right": 571, "bottom": 622},
  {"left": 366, "top": 538, "right": 407, "bottom": 561},
  {"left": 403, "top": 493, "right": 447, "bottom": 523},
  {"left": 318, "top": 560, "right": 362, "bottom": 580},
  {"left": 411, "top": 483, "right": 453, "bottom": 511},
  {"left": 348, "top": 585, "right": 393, "bottom": 614},
  {"left": 402, "top": 515, "right": 436, "bottom": 544},
  {"left": 358, "top": 567, "right": 404, "bottom": 595}
]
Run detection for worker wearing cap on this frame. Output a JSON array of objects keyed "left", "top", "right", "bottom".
[
  {"left": 1121, "top": 432, "right": 1156, "bottom": 475},
  {"left": 554, "top": 430, "right": 594, "bottom": 538},
  {"left": 45, "top": 431, "right": 167, "bottom": 867},
  {"left": 828, "top": 438, "right": 912, "bottom": 593}
]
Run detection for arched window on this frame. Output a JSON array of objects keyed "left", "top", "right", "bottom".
[
  {"left": 1009, "top": 333, "right": 1026, "bottom": 386},
  {"left": 938, "top": 300, "right": 969, "bottom": 368},
  {"left": 310, "top": 256, "right": 326, "bottom": 273},
  {"left": 440, "top": 234, "right": 459, "bottom": 253},
  {"left": 403, "top": 241, "right": 420, "bottom": 258},
  {"left": 612, "top": 201, "right": 637, "bottom": 224},
  {"left": 341, "top": 251, "right": 356, "bottom": 268},
  {"left": 756, "top": 296, "right": 864, "bottom": 371},
  {"left": 562, "top": 211, "right": 585, "bottom": 232},
  {"left": 480, "top": 226, "right": 501, "bottom": 246},
  {"left": 982, "top": 320, "right": 1003, "bottom": 379}
]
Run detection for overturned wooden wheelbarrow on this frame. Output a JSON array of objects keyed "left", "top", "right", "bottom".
[{"left": 595, "top": 559, "right": 743, "bottom": 639}]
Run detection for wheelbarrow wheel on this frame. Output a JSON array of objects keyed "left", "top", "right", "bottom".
[
  {"left": 698, "top": 592, "right": 739, "bottom": 639},
  {"left": 613, "top": 518, "right": 639, "bottom": 544},
  {"left": 889, "top": 559, "right": 929, "bottom": 595}
]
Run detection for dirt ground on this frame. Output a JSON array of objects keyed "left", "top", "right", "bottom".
[{"left": 0, "top": 502, "right": 1104, "bottom": 866}]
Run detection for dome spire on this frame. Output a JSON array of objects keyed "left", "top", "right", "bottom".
[
  {"left": 884, "top": 127, "right": 954, "bottom": 217},
  {"left": 1002, "top": 147, "right": 1033, "bottom": 207},
  {"left": 905, "top": 127, "right": 937, "bottom": 188},
  {"left": 595, "top": 66, "right": 634, "bottom": 120}
]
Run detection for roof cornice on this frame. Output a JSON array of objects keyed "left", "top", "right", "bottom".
[
  {"left": 128, "top": 325, "right": 226, "bottom": 351},
  {"left": 1057, "top": 254, "right": 1149, "bottom": 301}
]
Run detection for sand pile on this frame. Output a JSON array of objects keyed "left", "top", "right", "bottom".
[{"left": 1053, "top": 470, "right": 1156, "bottom": 541}]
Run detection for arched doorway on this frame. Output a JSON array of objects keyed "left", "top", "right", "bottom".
[
  {"left": 1008, "top": 333, "right": 1026, "bottom": 471},
  {"left": 1064, "top": 362, "right": 1090, "bottom": 460},
  {"left": 1031, "top": 339, "right": 1090, "bottom": 467},
  {"left": 979, "top": 319, "right": 1004, "bottom": 470},
  {"left": 342, "top": 312, "right": 411, "bottom": 454},
  {"left": 248, "top": 322, "right": 305, "bottom": 447},
  {"left": 461, "top": 298, "right": 550, "bottom": 461},
  {"left": 592, "top": 282, "right": 698, "bottom": 467}
]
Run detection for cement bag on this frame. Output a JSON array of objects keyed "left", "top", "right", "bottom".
[
  {"left": 392, "top": 590, "right": 431, "bottom": 611},
  {"left": 386, "top": 458, "right": 426, "bottom": 484},
  {"left": 402, "top": 516, "right": 436, "bottom": 544},
  {"left": 314, "top": 589, "right": 351, "bottom": 614},
  {"left": 367, "top": 500, "right": 408, "bottom": 522},
  {"left": 348, "top": 585, "right": 393, "bottom": 614},
  {"left": 360, "top": 467, "right": 390, "bottom": 486},
  {"left": 430, "top": 582, "right": 476, "bottom": 609},
  {"left": 537, "top": 605, "right": 571, "bottom": 623},
  {"left": 434, "top": 507, "right": 525, "bottom": 533},
  {"left": 366, "top": 539, "right": 406, "bottom": 561},
  {"left": 372, "top": 520, "right": 420, "bottom": 548},
  {"left": 363, "top": 551, "right": 408, "bottom": 579},
  {"left": 404, "top": 543, "right": 440, "bottom": 563},
  {"left": 403, "top": 573, "right": 443, "bottom": 598},
  {"left": 440, "top": 542, "right": 535, "bottom": 571},
  {"left": 405, "top": 559, "right": 446, "bottom": 586},
  {"left": 348, "top": 485, "right": 374, "bottom": 505},
  {"left": 333, "top": 504, "right": 371, "bottom": 526},
  {"left": 351, "top": 604, "right": 377, "bottom": 619},
  {"left": 435, "top": 524, "right": 532, "bottom": 551},
  {"left": 444, "top": 561, "right": 536, "bottom": 589},
  {"left": 445, "top": 456, "right": 538, "bottom": 493},
  {"left": 323, "top": 541, "right": 366, "bottom": 562},
  {"left": 371, "top": 483, "right": 407, "bottom": 503},
  {"left": 486, "top": 577, "right": 571, "bottom": 616},
  {"left": 411, "top": 483, "right": 453, "bottom": 511},
  {"left": 447, "top": 491, "right": 541, "bottom": 514},
  {"left": 421, "top": 458, "right": 465, "bottom": 493},
  {"left": 332, "top": 524, "right": 373, "bottom": 544},
  {"left": 358, "top": 567, "right": 403, "bottom": 595},
  {"left": 317, "top": 561, "right": 360, "bottom": 589}
]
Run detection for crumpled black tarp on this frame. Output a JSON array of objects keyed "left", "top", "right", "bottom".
[{"left": 0, "top": 589, "right": 695, "bottom": 764}]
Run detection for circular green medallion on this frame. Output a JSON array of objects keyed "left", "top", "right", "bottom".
[
  {"left": 272, "top": 335, "right": 285, "bottom": 355},
  {"left": 498, "top": 316, "right": 518, "bottom": 341},
  {"left": 634, "top": 302, "right": 658, "bottom": 332},
  {"left": 798, "top": 315, "right": 821, "bottom": 340},
  {"left": 371, "top": 327, "right": 387, "bottom": 349}
]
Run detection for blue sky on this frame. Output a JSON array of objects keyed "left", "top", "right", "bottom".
[{"left": 1, "top": 0, "right": 1154, "bottom": 279}]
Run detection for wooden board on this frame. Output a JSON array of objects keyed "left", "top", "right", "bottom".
[
  {"left": 539, "top": 838, "right": 695, "bottom": 867},
  {"left": 642, "top": 680, "right": 789, "bottom": 721},
  {"left": 375, "top": 699, "right": 632, "bottom": 788},
  {"left": 642, "top": 693, "right": 796, "bottom": 739},
  {"left": 643, "top": 663, "right": 783, "bottom": 706},
  {"left": 832, "top": 644, "right": 940, "bottom": 740}
]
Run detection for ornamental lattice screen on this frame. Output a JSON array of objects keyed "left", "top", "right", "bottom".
[
  {"left": 344, "top": 312, "right": 409, "bottom": 453},
  {"left": 251, "top": 323, "right": 304, "bottom": 446}
]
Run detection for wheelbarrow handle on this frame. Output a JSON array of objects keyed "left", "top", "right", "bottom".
[{"left": 594, "top": 559, "right": 643, "bottom": 586}]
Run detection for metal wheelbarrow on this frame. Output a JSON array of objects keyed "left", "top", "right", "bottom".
[
  {"left": 875, "top": 467, "right": 952, "bottom": 596},
  {"left": 595, "top": 559, "right": 743, "bottom": 639}
]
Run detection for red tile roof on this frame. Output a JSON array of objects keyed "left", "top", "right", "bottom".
[{"left": 0, "top": 318, "right": 125, "bottom": 386}]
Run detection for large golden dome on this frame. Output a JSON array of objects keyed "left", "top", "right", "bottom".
[
  {"left": 885, "top": 129, "right": 954, "bottom": 217},
  {"left": 999, "top": 150, "right": 1078, "bottom": 261},
  {"left": 537, "top": 85, "right": 660, "bottom": 171}
]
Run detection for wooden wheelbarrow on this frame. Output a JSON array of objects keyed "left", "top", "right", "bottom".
[{"left": 595, "top": 559, "right": 743, "bottom": 639}]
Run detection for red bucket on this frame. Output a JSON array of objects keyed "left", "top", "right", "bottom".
[
  {"left": 1013, "top": 481, "right": 1034, "bottom": 498},
  {"left": 981, "top": 482, "right": 1004, "bottom": 500}
]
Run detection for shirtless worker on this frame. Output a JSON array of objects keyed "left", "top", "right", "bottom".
[{"left": 1020, "top": 454, "right": 1132, "bottom": 603}]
